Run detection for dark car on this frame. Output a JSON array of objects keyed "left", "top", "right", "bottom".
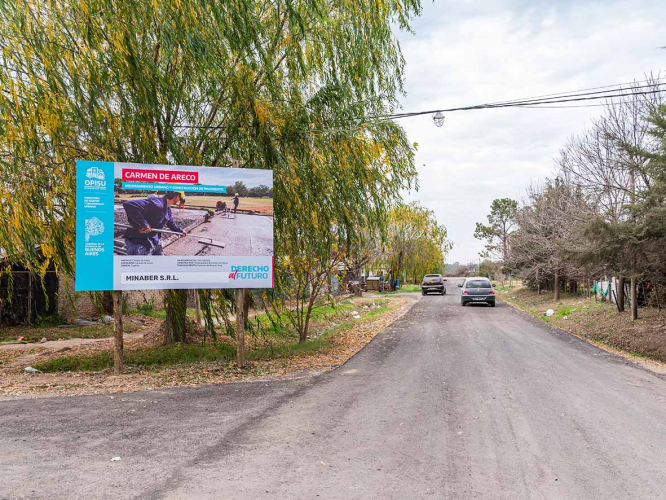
[
  {"left": 421, "top": 274, "right": 447, "bottom": 295},
  {"left": 459, "top": 277, "right": 495, "bottom": 307}
]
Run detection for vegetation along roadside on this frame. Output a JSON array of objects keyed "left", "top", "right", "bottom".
[
  {"left": 0, "top": 294, "right": 417, "bottom": 399},
  {"left": 498, "top": 285, "right": 666, "bottom": 366}
]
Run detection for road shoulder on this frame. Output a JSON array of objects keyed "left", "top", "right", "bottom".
[
  {"left": 500, "top": 296, "right": 666, "bottom": 380},
  {"left": 0, "top": 294, "right": 419, "bottom": 400}
]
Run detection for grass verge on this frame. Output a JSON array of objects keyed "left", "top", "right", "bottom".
[
  {"left": 500, "top": 286, "right": 666, "bottom": 363},
  {"left": 32, "top": 297, "right": 396, "bottom": 373},
  {"left": 34, "top": 343, "right": 237, "bottom": 372}
]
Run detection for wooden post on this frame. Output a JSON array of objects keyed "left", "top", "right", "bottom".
[
  {"left": 194, "top": 290, "right": 202, "bottom": 326},
  {"left": 113, "top": 291, "right": 124, "bottom": 375},
  {"left": 235, "top": 288, "right": 246, "bottom": 368}
]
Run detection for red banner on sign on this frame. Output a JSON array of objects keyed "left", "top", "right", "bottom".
[{"left": 121, "top": 169, "right": 199, "bottom": 184}]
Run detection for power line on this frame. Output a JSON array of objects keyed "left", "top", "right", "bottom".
[
  {"left": 386, "top": 88, "right": 666, "bottom": 120},
  {"left": 484, "top": 76, "right": 666, "bottom": 106},
  {"left": 482, "top": 81, "right": 666, "bottom": 108},
  {"left": 164, "top": 80, "right": 666, "bottom": 129}
]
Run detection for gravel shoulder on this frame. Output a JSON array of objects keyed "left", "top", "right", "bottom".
[{"left": 0, "top": 295, "right": 417, "bottom": 400}]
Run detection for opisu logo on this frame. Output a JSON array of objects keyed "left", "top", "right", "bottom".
[
  {"left": 86, "top": 166, "right": 105, "bottom": 180},
  {"left": 84, "top": 166, "right": 107, "bottom": 189}
]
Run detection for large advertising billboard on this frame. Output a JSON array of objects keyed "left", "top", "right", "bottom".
[{"left": 75, "top": 161, "right": 273, "bottom": 291}]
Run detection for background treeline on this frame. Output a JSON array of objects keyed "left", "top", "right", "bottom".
[
  {"left": 490, "top": 76, "right": 666, "bottom": 319},
  {"left": 114, "top": 179, "right": 273, "bottom": 198}
]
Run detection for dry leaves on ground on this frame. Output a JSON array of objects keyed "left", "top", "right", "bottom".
[{"left": 0, "top": 295, "right": 417, "bottom": 399}]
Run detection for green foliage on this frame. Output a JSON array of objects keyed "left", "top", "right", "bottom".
[
  {"left": 34, "top": 343, "right": 236, "bottom": 372},
  {"left": 379, "top": 202, "right": 450, "bottom": 284},
  {"left": 0, "top": 0, "right": 422, "bottom": 338},
  {"left": 479, "top": 259, "right": 502, "bottom": 280},
  {"left": 0, "top": 324, "right": 112, "bottom": 343},
  {"left": 396, "top": 284, "right": 421, "bottom": 292},
  {"left": 556, "top": 307, "right": 572, "bottom": 318},
  {"left": 134, "top": 298, "right": 157, "bottom": 317},
  {"left": 163, "top": 289, "right": 189, "bottom": 343},
  {"left": 474, "top": 198, "right": 518, "bottom": 266},
  {"left": 34, "top": 314, "right": 69, "bottom": 328}
]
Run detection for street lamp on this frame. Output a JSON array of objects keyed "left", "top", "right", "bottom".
[{"left": 432, "top": 111, "right": 445, "bottom": 127}]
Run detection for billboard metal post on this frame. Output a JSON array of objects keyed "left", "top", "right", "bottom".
[
  {"left": 113, "top": 290, "right": 124, "bottom": 375},
  {"left": 235, "top": 288, "right": 246, "bottom": 368}
]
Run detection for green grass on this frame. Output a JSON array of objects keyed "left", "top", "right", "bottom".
[
  {"left": 556, "top": 307, "right": 572, "bottom": 318},
  {"left": 491, "top": 281, "right": 520, "bottom": 292},
  {"left": 33, "top": 298, "right": 394, "bottom": 373},
  {"left": 0, "top": 324, "right": 114, "bottom": 344},
  {"left": 397, "top": 284, "right": 421, "bottom": 293},
  {"left": 249, "top": 298, "right": 385, "bottom": 341},
  {"left": 129, "top": 305, "right": 196, "bottom": 320},
  {"left": 34, "top": 342, "right": 237, "bottom": 372}
]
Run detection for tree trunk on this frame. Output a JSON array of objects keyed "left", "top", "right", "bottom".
[
  {"left": 301, "top": 287, "right": 318, "bottom": 344},
  {"left": 631, "top": 276, "right": 638, "bottom": 320},
  {"left": 617, "top": 276, "right": 625, "bottom": 312},
  {"left": 164, "top": 289, "right": 188, "bottom": 343},
  {"left": 113, "top": 291, "right": 124, "bottom": 375},
  {"left": 235, "top": 288, "right": 246, "bottom": 368},
  {"left": 554, "top": 269, "right": 559, "bottom": 301}
]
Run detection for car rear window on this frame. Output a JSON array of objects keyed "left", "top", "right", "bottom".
[
  {"left": 466, "top": 280, "right": 491, "bottom": 288},
  {"left": 425, "top": 275, "right": 440, "bottom": 278}
]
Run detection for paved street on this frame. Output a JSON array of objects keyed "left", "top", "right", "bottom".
[{"left": 3, "top": 278, "right": 666, "bottom": 499}]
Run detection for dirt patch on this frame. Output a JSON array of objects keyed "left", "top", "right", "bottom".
[
  {"left": 500, "top": 286, "right": 666, "bottom": 367},
  {"left": 0, "top": 295, "right": 416, "bottom": 400}
]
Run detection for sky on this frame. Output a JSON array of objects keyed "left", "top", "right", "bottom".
[{"left": 395, "top": 0, "right": 666, "bottom": 264}]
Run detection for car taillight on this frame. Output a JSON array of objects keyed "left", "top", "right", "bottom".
[
  {"left": 462, "top": 290, "right": 467, "bottom": 294},
  {"left": 489, "top": 290, "right": 494, "bottom": 295},
  {"left": 439, "top": 279, "right": 444, "bottom": 284}
]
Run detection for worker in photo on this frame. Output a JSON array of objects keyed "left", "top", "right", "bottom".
[
  {"left": 233, "top": 192, "right": 240, "bottom": 213},
  {"left": 122, "top": 191, "right": 187, "bottom": 255}
]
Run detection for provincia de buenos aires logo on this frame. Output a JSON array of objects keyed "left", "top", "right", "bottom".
[{"left": 84, "top": 166, "right": 106, "bottom": 190}]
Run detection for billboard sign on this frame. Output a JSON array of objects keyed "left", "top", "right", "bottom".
[{"left": 75, "top": 161, "right": 273, "bottom": 291}]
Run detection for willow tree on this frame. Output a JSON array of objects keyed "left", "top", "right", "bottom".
[
  {"left": 379, "top": 202, "right": 449, "bottom": 285},
  {"left": 0, "top": 0, "right": 421, "bottom": 339}
]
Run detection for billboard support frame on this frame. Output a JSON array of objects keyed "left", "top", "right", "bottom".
[
  {"left": 113, "top": 290, "right": 124, "bottom": 374},
  {"left": 236, "top": 288, "right": 246, "bottom": 368}
]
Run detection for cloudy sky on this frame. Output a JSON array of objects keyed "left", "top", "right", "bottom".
[{"left": 395, "top": 0, "right": 666, "bottom": 264}]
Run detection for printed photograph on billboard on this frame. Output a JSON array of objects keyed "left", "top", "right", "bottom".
[{"left": 75, "top": 161, "right": 273, "bottom": 291}]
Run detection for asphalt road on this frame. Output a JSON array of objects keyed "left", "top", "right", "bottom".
[{"left": 3, "top": 278, "right": 666, "bottom": 499}]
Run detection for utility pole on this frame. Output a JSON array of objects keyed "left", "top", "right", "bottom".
[{"left": 113, "top": 290, "right": 124, "bottom": 375}]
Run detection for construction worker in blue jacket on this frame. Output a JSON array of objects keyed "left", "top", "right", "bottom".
[{"left": 122, "top": 191, "right": 186, "bottom": 255}]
